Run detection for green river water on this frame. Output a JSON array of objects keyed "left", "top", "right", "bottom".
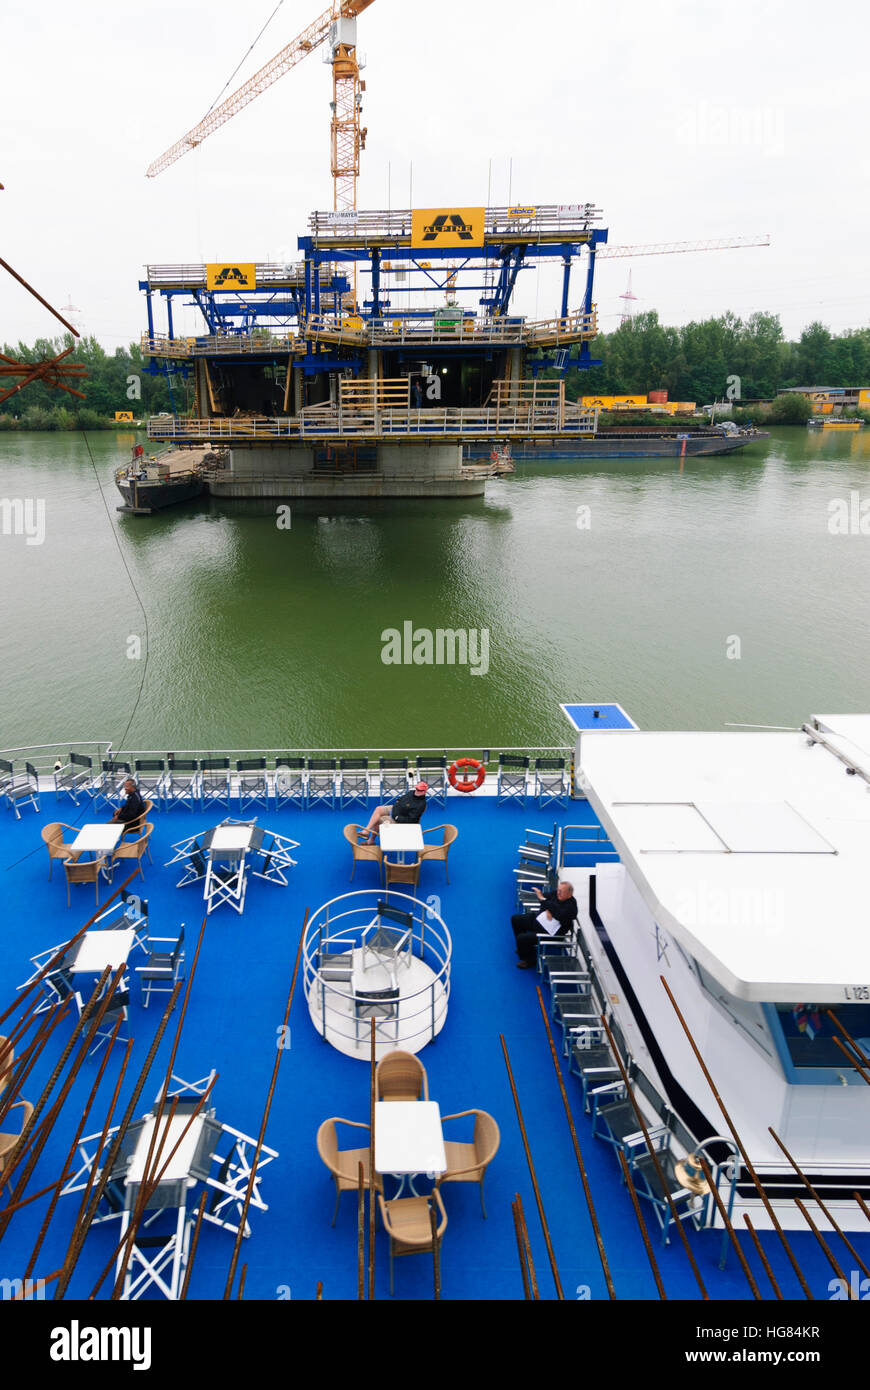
[{"left": 0, "top": 428, "right": 868, "bottom": 753}]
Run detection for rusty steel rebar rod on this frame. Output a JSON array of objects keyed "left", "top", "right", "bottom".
[
  {"left": 742, "top": 1215, "right": 783, "bottom": 1300},
  {"left": 92, "top": 1080, "right": 218, "bottom": 1302},
  {"left": 512, "top": 1196, "right": 533, "bottom": 1301},
  {"left": 107, "top": 919, "right": 210, "bottom": 1301},
  {"left": 535, "top": 986, "right": 616, "bottom": 1299},
  {"left": 854, "top": 1193, "right": 870, "bottom": 1226},
  {"left": 0, "top": 870, "right": 140, "bottom": 1036},
  {"left": 659, "top": 975, "right": 814, "bottom": 1301},
  {"left": 430, "top": 1199, "right": 442, "bottom": 1301},
  {"left": 315, "top": 1281, "right": 323, "bottom": 1300},
  {"left": 369, "top": 1015, "right": 376, "bottom": 1302},
  {"left": 514, "top": 1192, "right": 539, "bottom": 1300},
  {"left": 222, "top": 909, "right": 308, "bottom": 1300},
  {"left": 237, "top": 1265, "right": 247, "bottom": 1301},
  {"left": 768, "top": 1127, "right": 870, "bottom": 1281},
  {"left": 617, "top": 1149, "right": 667, "bottom": 1300},
  {"left": 794, "top": 1197, "right": 854, "bottom": 1296},
  {"left": 0, "top": 968, "right": 112, "bottom": 1213},
  {"left": 696, "top": 1155, "right": 762, "bottom": 1300},
  {"left": 827, "top": 1010, "right": 870, "bottom": 1070},
  {"left": 22, "top": 1029, "right": 130, "bottom": 1284},
  {"left": 0, "top": 256, "right": 81, "bottom": 336},
  {"left": 0, "top": 998, "right": 76, "bottom": 1131},
  {"left": 179, "top": 1191, "right": 209, "bottom": 1301},
  {"left": 1, "top": 968, "right": 127, "bottom": 1223},
  {"left": 832, "top": 1036, "right": 870, "bottom": 1086},
  {"left": 500, "top": 1033, "right": 564, "bottom": 1299},
  {"left": 0, "top": 344, "right": 87, "bottom": 404},
  {"left": 358, "top": 1160, "right": 365, "bottom": 1301},
  {"left": 107, "top": 1095, "right": 183, "bottom": 1300},
  {"left": 598, "top": 1011, "right": 709, "bottom": 1300},
  {"left": 53, "top": 981, "right": 183, "bottom": 1300}
]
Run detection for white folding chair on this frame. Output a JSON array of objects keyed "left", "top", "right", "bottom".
[
  {"left": 53, "top": 752, "right": 94, "bottom": 805},
  {"left": 163, "top": 759, "right": 201, "bottom": 811},
  {"left": 236, "top": 758, "right": 269, "bottom": 815},
  {"left": 204, "top": 850, "right": 248, "bottom": 915},
  {"left": 200, "top": 758, "right": 231, "bottom": 812},
  {"left": 250, "top": 827, "right": 299, "bottom": 885}
]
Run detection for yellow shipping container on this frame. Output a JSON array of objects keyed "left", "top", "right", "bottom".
[{"left": 858, "top": 389, "right": 870, "bottom": 409}]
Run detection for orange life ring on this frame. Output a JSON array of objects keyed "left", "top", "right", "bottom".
[{"left": 448, "top": 757, "right": 486, "bottom": 793}]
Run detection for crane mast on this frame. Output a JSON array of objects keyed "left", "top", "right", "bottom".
[{"left": 146, "top": 0, "right": 376, "bottom": 216}]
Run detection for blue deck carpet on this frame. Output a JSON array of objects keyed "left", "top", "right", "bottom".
[{"left": 0, "top": 793, "right": 864, "bottom": 1302}]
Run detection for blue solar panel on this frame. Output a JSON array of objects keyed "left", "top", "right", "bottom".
[{"left": 559, "top": 702, "right": 638, "bottom": 731}]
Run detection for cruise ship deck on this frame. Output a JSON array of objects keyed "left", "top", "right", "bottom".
[{"left": 1, "top": 767, "right": 865, "bottom": 1303}]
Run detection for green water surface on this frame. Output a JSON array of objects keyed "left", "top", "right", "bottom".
[{"left": 1, "top": 428, "right": 868, "bottom": 751}]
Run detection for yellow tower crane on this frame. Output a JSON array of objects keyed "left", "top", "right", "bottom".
[{"left": 146, "top": 0, "right": 376, "bottom": 215}]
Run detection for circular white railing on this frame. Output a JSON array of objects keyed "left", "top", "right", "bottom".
[{"left": 302, "top": 890, "right": 451, "bottom": 1057}]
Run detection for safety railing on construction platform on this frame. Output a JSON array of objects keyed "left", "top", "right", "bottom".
[
  {"left": 147, "top": 402, "right": 598, "bottom": 442},
  {"left": 303, "top": 310, "right": 597, "bottom": 348},
  {"left": 140, "top": 333, "right": 305, "bottom": 359},
  {"left": 307, "top": 203, "right": 603, "bottom": 242},
  {"left": 143, "top": 262, "right": 337, "bottom": 289}
]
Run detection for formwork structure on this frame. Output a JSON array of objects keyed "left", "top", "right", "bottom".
[{"left": 139, "top": 202, "right": 607, "bottom": 496}]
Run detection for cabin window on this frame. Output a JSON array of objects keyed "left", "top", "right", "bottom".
[
  {"left": 773, "top": 1003, "right": 870, "bottom": 1071},
  {"left": 693, "top": 962, "right": 776, "bottom": 1060}
]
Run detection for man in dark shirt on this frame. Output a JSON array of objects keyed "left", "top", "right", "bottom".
[
  {"left": 110, "top": 779, "right": 146, "bottom": 835},
  {"left": 511, "top": 880, "right": 577, "bottom": 969},
  {"left": 361, "top": 782, "right": 428, "bottom": 841}
]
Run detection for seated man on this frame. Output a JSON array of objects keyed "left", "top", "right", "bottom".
[
  {"left": 511, "top": 880, "right": 577, "bottom": 970},
  {"left": 361, "top": 781, "right": 428, "bottom": 842},
  {"left": 110, "top": 778, "right": 146, "bottom": 835}
]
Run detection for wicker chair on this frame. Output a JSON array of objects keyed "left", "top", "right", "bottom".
[
  {"left": 343, "top": 824, "right": 383, "bottom": 882},
  {"left": 111, "top": 823, "right": 154, "bottom": 882},
  {"left": 378, "top": 1190, "right": 447, "bottom": 1295},
  {"left": 41, "top": 822, "right": 81, "bottom": 880},
  {"left": 124, "top": 798, "right": 154, "bottom": 840},
  {"left": 316, "top": 1117, "right": 383, "bottom": 1226},
  {"left": 383, "top": 855, "right": 421, "bottom": 892},
  {"left": 419, "top": 824, "right": 458, "bottom": 883},
  {"left": 63, "top": 855, "right": 107, "bottom": 909},
  {"left": 0, "top": 1099, "right": 33, "bottom": 1194},
  {"left": 436, "top": 1109, "right": 501, "bottom": 1217},
  {"left": 375, "top": 1049, "right": 428, "bottom": 1103}
]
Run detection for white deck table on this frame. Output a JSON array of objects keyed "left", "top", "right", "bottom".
[
  {"left": 69, "top": 928, "right": 135, "bottom": 975},
  {"left": 126, "top": 1113, "right": 206, "bottom": 1185},
  {"left": 379, "top": 822, "right": 424, "bottom": 864},
  {"left": 209, "top": 825, "right": 254, "bottom": 854},
  {"left": 70, "top": 824, "right": 124, "bottom": 857},
  {"left": 374, "top": 1100, "right": 446, "bottom": 1195}
]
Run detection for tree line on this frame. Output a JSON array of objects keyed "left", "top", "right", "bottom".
[
  {"left": 557, "top": 312, "right": 870, "bottom": 406},
  {"left": 2, "top": 314, "right": 869, "bottom": 429},
  {"left": 0, "top": 335, "right": 177, "bottom": 429}
]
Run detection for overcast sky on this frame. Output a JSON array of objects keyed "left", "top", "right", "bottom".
[{"left": 2, "top": 0, "right": 868, "bottom": 346}]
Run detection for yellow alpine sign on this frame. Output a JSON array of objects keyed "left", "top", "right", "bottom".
[
  {"left": 411, "top": 208, "right": 485, "bottom": 248},
  {"left": 206, "top": 263, "right": 257, "bottom": 290}
]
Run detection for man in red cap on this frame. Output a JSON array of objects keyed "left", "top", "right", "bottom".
[{"left": 361, "top": 781, "right": 429, "bottom": 841}]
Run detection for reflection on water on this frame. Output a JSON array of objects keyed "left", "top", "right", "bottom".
[{"left": 0, "top": 428, "right": 868, "bottom": 749}]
